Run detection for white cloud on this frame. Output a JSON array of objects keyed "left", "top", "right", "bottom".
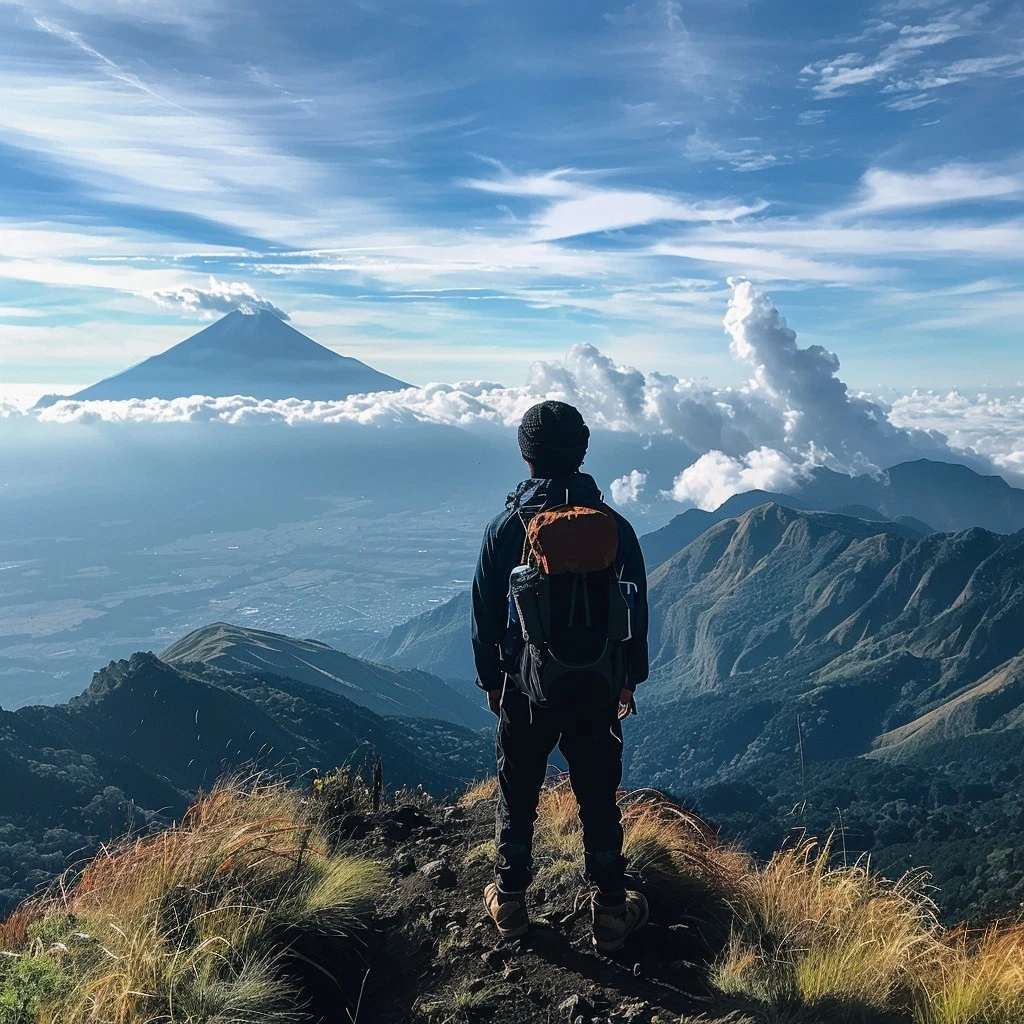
[
  {"left": 723, "top": 276, "right": 951, "bottom": 470},
  {"left": 668, "top": 447, "right": 803, "bottom": 510},
  {"left": 460, "top": 169, "right": 579, "bottom": 198},
  {"left": 884, "top": 92, "right": 939, "bottom": 110},
  {"left": 683, "top": 218, "right": 1024, "bottom": 262},
  {"left": 851, "top": 164, "right": 1024, "bottom": 213},
  {"left": 147, "top": 277, "right": 291, "bottom": 319},
  {"left": 799, "top": 9, "right": 1015, "bottom": 99},
  {"left": 610, "top": 469, "right": 647, "bottom": 505},
  {"left": 462, "top": 168, "right": 767, "bottom": 240},
  {"left": 886, "top": 53, "right": 1024, "bottom": 95},
  {"left": 652, "top": 243, "right": 879, "bottom": 284},
  {"left": 683, "top": 131, "right": 780, "bottom": 173}
]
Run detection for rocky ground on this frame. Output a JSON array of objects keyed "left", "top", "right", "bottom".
[{"left": 329, "top": 794, "right": 743, "bottom": 1024}]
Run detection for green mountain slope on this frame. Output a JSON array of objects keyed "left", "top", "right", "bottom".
[
  {"left": 627, "top": 503, "right": 1024, "bottom": 922},
  {"left": 0, "top": 652, "right": 489, "bottom": 914},
  {"left": 362, "top": 591, "right": 475, "bottom": 686},
  {"left": 637, "top": 504, "right": 1024, "bottom": 778},
  {"left": 163, "top": 621, "right": 488, "bottom": 729}
]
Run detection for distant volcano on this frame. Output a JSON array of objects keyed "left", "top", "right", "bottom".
[{"left": 67, "top": 308, "right": 409, "bottom": 401}]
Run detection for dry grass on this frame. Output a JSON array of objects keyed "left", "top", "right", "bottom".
[
  {"left": 914, "top": 924, "right": 1024, "bottom": 1024},
  {"left": 0, "top": 780, "right": 385, "bottom": 1024},
  {"left": 458, "top": 778, "right": 498, "bottom": 807},
  {"left": 468, "top": 777, "right": 1024, "bottom": 1022},
  {"left": 713, "top": 838, "right": 942, "bottom": 1016}
]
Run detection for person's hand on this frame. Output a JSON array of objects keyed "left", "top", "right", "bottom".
[
  {"left": 617, "top": 688, "right": 634, "bottom": 720},
  {"left": 487, "top": 688, "right": 503, "bottom": 716}
]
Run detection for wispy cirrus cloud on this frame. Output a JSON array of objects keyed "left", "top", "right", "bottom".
[
  {"left": 802, "top": 20, "right": 966, "bottom": 98},
  {"left": 800, "top": 1, "right": 1024, "bottom": 104},
  {"left": 461, "top": 168, "right": 767, "bottom": 240},
  {"left": 850, "top": 163, "right": 1024, "bottom": 212},
  {"left": 682, "top": 130, "right": 781, "bottom": 173}
]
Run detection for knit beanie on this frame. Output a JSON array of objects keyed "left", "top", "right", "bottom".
[{"left": 518, "top": 401, "right": 590, "bottom": 475}]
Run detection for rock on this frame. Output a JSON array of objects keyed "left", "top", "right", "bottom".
[
  {"left": 481, "top": 948, "right": 510, "bottom": 972},
  {"left": 381, "top": 804, "right": 432, "bottom": 839},
  {"left": 395, "top": 854, "right": 416, "bottom": 877},
  {"left": 419, "top": 859, "right": 457, "bottom": 889},
  {"left": 559, "top": 994, "right": 595, "bottom": 1019}
]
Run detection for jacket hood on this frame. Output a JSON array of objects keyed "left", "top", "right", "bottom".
[{"left": 505, "top": 472, "right": 604, "bottom": 514}]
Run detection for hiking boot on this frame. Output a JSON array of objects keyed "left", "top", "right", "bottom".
[
  {"left": 483, "top": 882, "right": 529, "bottom": 940},
  {"left": 592, "top": 889, "right": 649, "bottom": 952}
]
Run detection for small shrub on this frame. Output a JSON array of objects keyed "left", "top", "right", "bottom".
[
  {"left": 0, "top": 952, "right": 67, "bottom": 1024},
  {"left": 419, "top": 982, "right": 496, "bottom": 1021},
  {"left": 462, "top": 841, "right": 496, "bottom": 869},
  {"left": 312, "top": 765, "right": 377, "bottom": 818}
]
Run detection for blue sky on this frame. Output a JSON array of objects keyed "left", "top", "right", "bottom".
[{"left": 1, "top": 0, "right": 1022, "bottom": 394}]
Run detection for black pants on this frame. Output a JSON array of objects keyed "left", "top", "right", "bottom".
[{"left": 495, "top": 687, "right": 626, "bottom": 895}]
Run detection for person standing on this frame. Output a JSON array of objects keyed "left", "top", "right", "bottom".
[{"left": 472, "top": 400, "right": 649, "bottom": 952}]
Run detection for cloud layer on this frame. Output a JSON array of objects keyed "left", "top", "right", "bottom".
[{"left": 6, "top": 281, "right": 1020, "bottom": 511}]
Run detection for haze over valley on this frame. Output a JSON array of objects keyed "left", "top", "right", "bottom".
[{"left": 4, "top": 281, "right": 1023, "bottom": 709}]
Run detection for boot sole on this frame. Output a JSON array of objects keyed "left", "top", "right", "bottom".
[
  {"left": 483, "top": 896, "right": 529, "bottom": 940},
  {"left": 592, "top": 900, "right": 650, "bottom": 952}
]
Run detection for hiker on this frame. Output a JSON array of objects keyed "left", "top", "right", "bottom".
[{"left": 472, "top": 400, "right": 649, "bottom": 952}]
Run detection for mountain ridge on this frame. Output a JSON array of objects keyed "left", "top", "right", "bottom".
[
  {"left": 163, "top": 621, "right": 489, "bottom": 730},
  {"left": 642, "top": 459, "right": 1024, "bottom": 571}
]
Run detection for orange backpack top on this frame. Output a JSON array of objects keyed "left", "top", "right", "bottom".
[{"left": 524, "top": 504, "right": 619, "bottom": 575}]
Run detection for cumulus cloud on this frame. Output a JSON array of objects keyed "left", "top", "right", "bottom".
[
  {"left": 10, "top": 280, "right": 1020, "bottom": 505},
  {"left": 723, "top": 276, "right": 953, "bottom": 471},
  {"left": 889, "top": 389, "right": 1024, "bottom": 484},
  {"left": 147, "top": 276, "right": 290, "bottom": 320},
  {"left": 668, "top": 447, "right": 803, "bottom": 510},
  {"left": 610, "top": 470, "right": 647, "bottom": 505}
]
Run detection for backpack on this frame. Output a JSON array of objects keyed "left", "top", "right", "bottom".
[{"left": 500, "top": 502, "right": 635, "bottom": 709}]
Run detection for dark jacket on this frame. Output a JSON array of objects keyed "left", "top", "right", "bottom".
[{"left": 471, "top": 472, "right": 649, "bottom": 693}]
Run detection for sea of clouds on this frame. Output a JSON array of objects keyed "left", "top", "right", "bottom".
[{"left": 3, "top": 280, "right": 1021, "bottom": 510}]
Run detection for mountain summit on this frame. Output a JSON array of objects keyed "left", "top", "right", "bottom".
[{"left": 68, "top": 308, "right": 409, "bottom": 401}]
